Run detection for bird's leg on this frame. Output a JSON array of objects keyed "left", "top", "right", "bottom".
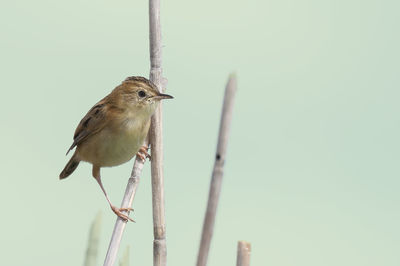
[
  {"left": 92, "top": 166, "right": 134, "bottom": 222},
  {"left": 136, "top": 145, "right": 151, "bottom": 162}
]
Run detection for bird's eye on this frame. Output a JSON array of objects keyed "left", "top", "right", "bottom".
[{"left": 138, "top": 90, "right": 146, "bottom": 98}]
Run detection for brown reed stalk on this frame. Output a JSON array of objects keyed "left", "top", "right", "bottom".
[
  {"left": 236, "top": 241, "right": 251, "bottom": 266},
  {"left": 103, "top": 146, "right": 147, "bottom": 266},
  {"left": 148, "top": 0, "right": 168, "bottom": 265},
  {"left": 196, "top": 74, "right": 237, "bottom": 266},
  {"left": 103, "top": 0, "right": 166, "bottom": 264}
]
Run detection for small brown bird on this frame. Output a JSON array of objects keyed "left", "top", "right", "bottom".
[{"left": 60, "top": 76, "right": 173, "bottom": 221}]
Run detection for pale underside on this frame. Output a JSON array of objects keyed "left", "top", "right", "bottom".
[{"left": 76, "top": 117, "right": 151, "bottom": 167}]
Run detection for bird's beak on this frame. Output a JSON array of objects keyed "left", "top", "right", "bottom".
[{"left": 153, "top": 93, "right": 174, "bottom": 100}]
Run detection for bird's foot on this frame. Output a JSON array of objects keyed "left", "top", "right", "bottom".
[
  {"left": 136, "top": 146, "right": 151, "bottom": 162},
  {"left": 110, "top": 205, "right": 135, "bottom": 222}
]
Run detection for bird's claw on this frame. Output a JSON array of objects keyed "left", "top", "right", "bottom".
[
  {"left": 110, "top": 205, "right": 135, "bottom": 222},
  {"left": 136, "top": 146, "right": 151, "bottom": 162}
]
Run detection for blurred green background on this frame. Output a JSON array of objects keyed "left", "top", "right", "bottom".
[{"left": 1, "top": 0, "right": 399, "bottom": 265}]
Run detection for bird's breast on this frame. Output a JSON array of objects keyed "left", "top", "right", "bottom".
[{"left": 78, "top": 116, "right": 150, "bottom": 167}]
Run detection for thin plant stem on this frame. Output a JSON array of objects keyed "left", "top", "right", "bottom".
[
  {"left": 103, "top": 0, "right": 166, "bottom": 264},
  {"left": 119, "top": 246, "right": 130, "bottom": 266},
  {"left": 103, "top": 147, "right": 147, "bottom": 266},
  {"left": 236, "top": 241, "right": 251, "bottom": 266},
  {"left": 149, "top": 0, "right": 167, "bottom": 265},
  {"left": 84, "top": 212, "right": 102, "bottom": 266},
  {"left": 196, "top": 74, "right": 237, "bottom": 266}
]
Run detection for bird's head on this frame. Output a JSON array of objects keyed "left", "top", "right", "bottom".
[{"left": 111, "top": 76, "right": 173, "bottom": 115}]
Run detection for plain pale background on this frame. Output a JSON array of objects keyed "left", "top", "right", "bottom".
[{"left": 1, "top": 0, "right": 399, "bottom": 265}]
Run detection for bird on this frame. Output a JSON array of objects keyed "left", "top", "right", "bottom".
[{"left": 59, "top": 76, "right": 173, "bottom": 221}]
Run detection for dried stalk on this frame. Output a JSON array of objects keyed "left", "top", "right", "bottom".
[
  {"left": 119, "top": 246, "right": 130, "bottom": 266},
  {"left": 103, "top": 0, "right": 165, "bottom": 264},
  {"left": 196, "top": 74, "right": 237, "bottom": 266},
  {"left": 103, "top": 149, "right": 146, "bottom": 266},
  {"left": 149, "top": 0, "right": 167, "bottom": 265},
  {"left": 84, "top": 212, "right": 102, "bottom": 266},
  {"left": 236, "top": 241, "right": 251, "bottom": 266}
]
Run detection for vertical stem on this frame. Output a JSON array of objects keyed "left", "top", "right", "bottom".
[
  {"left": 103, "top": 0, "right": 166, "bottom": 264},
  {"left": 119, "top": 246, "right": 130, "bottom": 266},
  {"left": 149, "top": 0, "right": 167, "bottom": 266},
  {"left": 84, "top": 212, "right": 102, "bottom": 266},
  {"left": 196, "top": 74, "right": 237, "bottom": 266},
  {"left": 236, "top": 241, "right": 251, "bottom": 266}
]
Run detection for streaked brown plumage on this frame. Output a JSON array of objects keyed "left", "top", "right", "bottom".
[{"left": 60, "top": 76, "right": 173, "bottom": 221}]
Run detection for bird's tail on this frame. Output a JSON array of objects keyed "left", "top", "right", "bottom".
[{"left": 59, "top": 153, "right": 80, "bottom": 179}]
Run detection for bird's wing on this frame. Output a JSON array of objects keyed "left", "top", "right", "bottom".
[{"left": 66, "top": 101, "right": 109, "bottom": 155}]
